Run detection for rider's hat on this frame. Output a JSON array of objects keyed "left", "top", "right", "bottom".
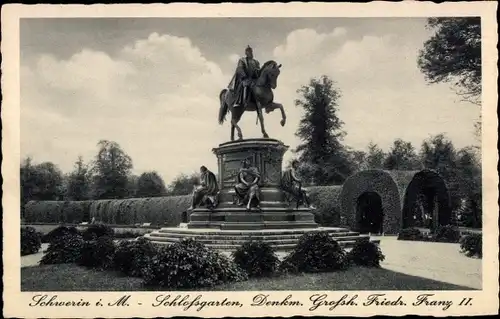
[{"left": 245, "top": 45, "right": 253, "bottom": 52}]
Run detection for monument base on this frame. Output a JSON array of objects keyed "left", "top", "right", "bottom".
[
  {"left": 187, "top": 207, "right": 317, "bottom": 230},
  {"left": 144, "top": 226, "right": 380, "bottom": 251},
  {"left": 187, "top": 138, "right": 319, "bottom": 230},
  {"left": 144, "top": 139, "right": 382, "bottom": 251}
]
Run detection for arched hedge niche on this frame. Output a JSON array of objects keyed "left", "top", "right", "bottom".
[
  {"left": 340, "top": 170, "right": 401, "bottom": 234},
  {"left": 356, "top": 191, "right": 384, "bottom": 234},
  {"left": 402, "top": 170, "right": 451, "bottom": 230}
]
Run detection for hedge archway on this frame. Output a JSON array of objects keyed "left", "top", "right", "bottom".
[
  {"left": 340, "top": 170, "right": 401, "bottom": 234},
  {"left": 401, "top": 169, "right": 451, "bottom": 230},
  {"left": 356, "top": 191, "right": 384, "bottom": 234}
]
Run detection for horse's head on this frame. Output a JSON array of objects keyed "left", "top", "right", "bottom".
[{"left": 259, "top": 60, "right": 282, "bottom": 89}]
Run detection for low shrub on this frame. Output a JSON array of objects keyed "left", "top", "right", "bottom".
[
  {"left": 40, "top": 232, "right": 84, "bottom": 265},
  {"left": 279, "top": 231, "right": 348, "bottom": 273},
  {"left": 433, "top": 225, "right": 461, "bottom": 243},
  {"left": 81, "top": 223, "right": 115, "bottom": 240},
  {"left": 397, "top": 228, "right": 424, "bottom": 241},
  {"left": 21, "top": 226, "right": 42, "bottom": 256},
  {"left": 113, "top": 238, "right": 157, "bottom": 277},
  {"left": 42, "top": 225, "right": 81, "bottom": 243},
  {"left": 78, "top": 236, "right": 116, "bottom": 270},
  {"left": 460, "top": 233, "right": 482, "bottom": 258},
  {"left": 347, "top": 240, "right": 385, "bottom": 267},
  {"left": 143, "top": 238, "right": 247, "bottom": 289},
  {"left": 232, "top": 241, "right": 280, "bottom": 277}
]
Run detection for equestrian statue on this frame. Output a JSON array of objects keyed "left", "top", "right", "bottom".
[{"left": 218, "top": 45, "right": 287, "bottom": 141}]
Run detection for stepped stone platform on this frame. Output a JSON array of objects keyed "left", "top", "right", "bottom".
[
  {"left": 143, "top": 138, "right": 379, "bottom": 251},
  {"left": 144, "top": 227, "right": 380, "bottom": 251}
]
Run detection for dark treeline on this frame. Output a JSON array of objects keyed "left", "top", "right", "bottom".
[{"left": 20, "top": 140, "right": 190, "bottom": 211}]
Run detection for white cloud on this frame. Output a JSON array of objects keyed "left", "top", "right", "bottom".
[
  {"left": 21, "top": 27, "right": 479, "bottom": 184},
  {"left": 270, "top": 27, "right": 479, "bottom": 164},
  {"left": 273, "top": 27, "right": 347, "bottom": 59},
  {"left": 228, "top": 53, "right": 240, "bottom": 63},
  {"left": 21, "top": 32, "right": 229, "bottom": 183}
]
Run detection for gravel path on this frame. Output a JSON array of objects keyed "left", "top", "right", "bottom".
[
  {"left": 21, "top": 244, "right": 49, "bottom": 267},
  {"left": 21, "top": 236, "right": 481, "bottom": 289},
  {"left": 373, "top": 236, "right": 481, "bottom": 289}
]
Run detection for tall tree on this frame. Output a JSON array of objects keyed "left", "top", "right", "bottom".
[
  {"left": 126, "top": 174, "right": 140, "bottom": 198},
  {"left": 293, "top": 75, "right": 352, "bottom": 185},
  {"left": 419, "top": 134, "right": 457, "bottom": 171},
  {"left": 167, "top": 173, "right": 200, "bottom": 196},
  {"left": 384, "top": 139, "right": 420, "bottom": 170},
  {"left": 66, "top": 156, "right": 91, "bottom": 201},
  {"left": 364, "top": 142, "right": 386, "bottom": 170},
  {"left": 136, "top": 171, "right": 167, "bottom": 198},
  {"left": 419, "top": 134, "right": 461, "bottom": 210},
  {"left": 20, "top": 157, "right": 65, "bottom": 214},
  {"left": 454, "top": 146, "right": 482, "bottom": 228},
  {"left": 346, "top": 148, "right": 367, "bottom": 173},
  {"left": 91, "top": 140, "right": 133, "bottom": 199},
  {"left": 417, "top": 17, "right": 481, "bottom": 105}
]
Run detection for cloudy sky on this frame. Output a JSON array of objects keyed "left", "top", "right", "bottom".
[{"left": 20, "top": 17, "right": 480, "bottom": 183}]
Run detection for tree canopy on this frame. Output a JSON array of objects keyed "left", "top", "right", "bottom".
[
  {"left": 417, "top": 17, "right": 481, "bottom": 105},
  {"left": 91, "top": 140, "right": 133, "bottom": 199},
  {"left": 293, "top": 75, "right": 353, "bottom": 185},
  {"left": 136, "top": 171, "right": 167, "bottom": 198}
]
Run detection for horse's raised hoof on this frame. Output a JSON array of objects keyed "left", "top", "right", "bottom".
[{"left": 280, "top": 119, "right": 286, "bottom": 127}]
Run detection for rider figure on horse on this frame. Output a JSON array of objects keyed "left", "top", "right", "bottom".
[{"left": 228, "top": 45, "right": 261, "bottom": 108}]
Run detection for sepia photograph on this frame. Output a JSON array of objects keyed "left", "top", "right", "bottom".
[{"left": 2, "top": 2, "right": 498, "bottom": 318}]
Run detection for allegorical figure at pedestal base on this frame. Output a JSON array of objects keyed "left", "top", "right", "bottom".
[
  {"left": 282, "top": 160, "right": 315, "bottom": 209},
  {"left": 234, "top": 158, "right": 261, "bottom": 210},
  {"left": 188, "top": 166, "right": 219, "bottom": 210}
]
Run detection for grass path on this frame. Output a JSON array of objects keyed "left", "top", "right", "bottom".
[{"left": 21, "top": 263, "right": 472, "bottom": 291}]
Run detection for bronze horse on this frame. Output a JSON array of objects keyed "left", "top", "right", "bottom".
[{"left": 218, "top": 60, "right": 286, "bottom": 141}]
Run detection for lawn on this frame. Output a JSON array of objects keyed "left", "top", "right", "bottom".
[{"left": 21, "top": 263, "right": 473, "bottom": 291}]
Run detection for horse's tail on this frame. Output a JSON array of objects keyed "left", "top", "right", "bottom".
[{"left": 218, "top": 89, "right": 229, "bottom": 125}]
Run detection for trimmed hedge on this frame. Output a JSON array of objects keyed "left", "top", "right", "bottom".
[
  {"left": 280, "top": 231, "right": 349, "bottom": 273},
  {"left": 308, "top": 186, "right": 342, "bottom": 226},
  {"left": 77, "top": 236, "right": 116, "bottom": 270},
  {"left": 24, "top": 196, "right": 190, "bottom": 226},
  {"left": 81, "top": 223, "right": 115, "bottom": 240},
  {"left": 40, "top": 232, "right": 84, "bottom": 265},
  {"left": 88, "top": 196, "right": 190, "bottom": 225},
  {"left": 24, "top": 200, "right": 92, "bottom": 224},
  {"left": 347, "top": 241, "right": 385, "bottom": 267},
  {"left": 143, "top": 238, "right": 247, "bottom": 289},
  {"left": 460, "top": 233, "right": 482, "bottom": 258},
  {"left": 232, "top": 241, "right": 280, "bottom": 277},
  {"left": 113, "top": 238, "right": 158, "bottom": 277},
  {"left": 340, "top": 170, "right": 402, "bottom": 234},
  {"left": 42, "top": 226, "right": 81, "bottom": 243},
  {"left": 397, "top": 228, "right": 424, "bottom": 241},
  {"left": 21, "top": 226, "right": 42, "bottom": 256},
  {"left": 433, "top": 225, "right": 461, "bottom": 243}
]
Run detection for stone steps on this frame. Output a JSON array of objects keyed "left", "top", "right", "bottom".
[
  {"left": 144, "top": 234, "right": 368, "bottom": 246},
  {"left": 155, "top": 227, "right": 353, "bottom": 235},
  {"left": 150, "top": 231, "right": 359, "bottom": 240},
  {"left": 143, "top": 227, "right": 380, "bottom": 251}
]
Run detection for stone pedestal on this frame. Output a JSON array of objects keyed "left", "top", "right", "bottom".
[{"left": 187, "top": 138, "right": 318, "bottom": 230}]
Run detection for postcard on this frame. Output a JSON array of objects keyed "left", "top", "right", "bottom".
[{"left": 2, "top": 2, "right": 498, "bottom": 317}]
